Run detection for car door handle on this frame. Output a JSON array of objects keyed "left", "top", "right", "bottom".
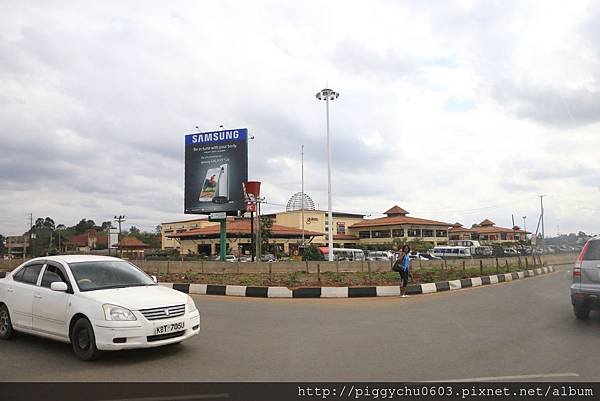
[{"left": 34, "top": 294, "right": 42, "bottom": 299}]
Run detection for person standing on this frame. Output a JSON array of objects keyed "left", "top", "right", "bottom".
[{"left": 399, "top": 244, "right": 411, "bottom": 297}]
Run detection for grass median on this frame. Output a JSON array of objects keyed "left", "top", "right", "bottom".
[{"left": 156, "top": 265, "right": 529, "bottom": 288}]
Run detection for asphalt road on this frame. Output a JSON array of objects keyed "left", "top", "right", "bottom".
[{"left": 2, "top": 266, "right": 598, "bottom": 382}]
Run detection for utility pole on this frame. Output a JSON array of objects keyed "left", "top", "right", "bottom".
[
  {"left": 539, "top": 195, "right": 545, "bottom": 254},
  {"left": 114, "top": 215, "right": 126, "bottom": 257},
  {"left": 27, "top": 213, "right": 33, "bottom": 258}
]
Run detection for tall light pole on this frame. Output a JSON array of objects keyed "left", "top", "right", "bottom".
[
  {"left": 316, "top": 88, "right": 339, "bottom": 262},
  {"left": 522, "top": 216, "right": 527, "bottom": 240},
  {"left": 301, "top": 144, "right": 305, "bottom": 248}
]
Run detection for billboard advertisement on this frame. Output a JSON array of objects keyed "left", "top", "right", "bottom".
[{"left": 184, "top": 128, "right": 248, "bottom": 215}]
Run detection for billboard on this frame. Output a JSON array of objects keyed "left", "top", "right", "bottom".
[{"left": 184, "top": 128, "right": 248, "bottom": 215}]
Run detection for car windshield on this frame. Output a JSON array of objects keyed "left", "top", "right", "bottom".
[{"left": 69, "top": 261, "right": 156, "bottom": 292}]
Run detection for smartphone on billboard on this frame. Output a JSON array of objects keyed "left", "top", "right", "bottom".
[
  {"left": 199, "top": 167, "right": 221, "bottom": 202},
  {"left": 213, "top": 164, "right": 229, "bottom": 204}
]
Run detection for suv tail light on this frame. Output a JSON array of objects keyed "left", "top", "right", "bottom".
[{"left": 574, "top": 240, "right": 591, "bottom": 269}]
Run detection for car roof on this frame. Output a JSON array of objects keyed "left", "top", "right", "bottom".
[{"left": 25, "top": 255, "right": 124, "bottom": 265}]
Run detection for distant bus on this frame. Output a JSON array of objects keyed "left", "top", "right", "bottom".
[
  {"left": 448, "top": 240, "right": 492, "bottom": 257},
  {"left": 431, "top": 246, "right": 472, "bottom": 258},
  {"left": 318, "top": 247, "right": 365, "bottom": 261}
]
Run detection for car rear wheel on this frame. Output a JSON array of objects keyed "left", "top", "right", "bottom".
[
  {"left": 574, "top": 306, "right": 590, "bottom": 320},
  {"left": 0, "top": 305, "right": 15, "bottom": 340},
  {"left": 70, "top": 318, "right": 100, "bottom": 361}
]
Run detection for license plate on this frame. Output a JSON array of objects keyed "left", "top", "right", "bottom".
[{"left": 155, "top": 321, "right": 185, "bottom": 335}]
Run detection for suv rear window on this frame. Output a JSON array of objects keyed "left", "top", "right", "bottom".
[{"left": 584, "top": 241, "right": 600, "bottom": 261}]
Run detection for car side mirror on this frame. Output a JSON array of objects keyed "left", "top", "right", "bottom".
[
  {"left": 151, "top": 275, "right": 158, "bottom": 283},
  {"left": 50, "top": 282, "right": 69, "bottom": 292}
]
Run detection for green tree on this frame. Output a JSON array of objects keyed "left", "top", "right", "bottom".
[
  {"left": 0, "top": 234, "right": 6, "bottom": 256},
  {"left": 129, "top": 226, "right": 141, "bottom": 236},
  {"left": 74, "top": 219, "right": 96, "bottom": 234},
  {"left": 101, "top": 221, "right": 113, "bottom": 230},
  {"left": 302, "top": 244, "right": 324, "bottom": 261},
  {"left": 260, "top": 216, "right": 273, "bottom": 254},
  {"left": 407, "top": 239, "right": 433, "bottom": 253},
  {"left": 43, "top": 217, "right": 55, "bottom": 231}
]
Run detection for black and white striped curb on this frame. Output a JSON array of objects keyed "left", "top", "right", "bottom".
[{"left": 158, "top": 266, "right": 556, "bottom": 299}]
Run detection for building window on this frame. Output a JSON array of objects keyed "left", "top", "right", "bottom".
[
  {"left": 449, "top": 234, "right": 459, "bottom": 240},
  {"left": 436, "top": 230, "right": 447, "bottom": 237},
  {"left": 372, "top": 230, "right": 391, "bottom": 238},
  {"left": 489, "top": 235, "right": 498, "bottom": 241},
  {"left": 500, "top": 233, "right": 507, "bottom": 240},
  {"left": 422, "top": 229, "right": 434, "bottom": 237},
  {"left": 392, "top": 229, "right": 404, "bottom": 237},
  {"left": 359, "top": 231, "right": 371, "bottom": 239},
  {"left": 408, "top": 229, "right": 420, "bottom": 237},
  {"left": 480, "top": 235, "right": 488, "bottom": 240},
  {"left": 337, "top": 222, "right": 346, "bottom": 235}
]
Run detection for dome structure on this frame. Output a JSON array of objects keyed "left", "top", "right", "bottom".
[{"left": 286, "top": 192, "right": 316, "bottom": 212}]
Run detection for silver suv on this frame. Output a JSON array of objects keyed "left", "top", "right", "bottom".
[{"left": 571, "top": 237, "right": 600, "bottom": 319}]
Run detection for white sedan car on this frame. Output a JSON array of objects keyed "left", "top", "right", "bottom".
[{"left": 0, "top": 255, "right": 200, "bottom": 360}]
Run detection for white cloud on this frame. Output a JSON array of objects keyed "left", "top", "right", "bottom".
[{"left": 1, "top": 0, "right": 599, "bottom": 236}]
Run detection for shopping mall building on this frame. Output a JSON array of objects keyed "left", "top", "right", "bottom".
[{"left": 162, "top": 193, "right": 455, "bottom": 256}]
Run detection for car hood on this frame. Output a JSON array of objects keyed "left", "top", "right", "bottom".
[{"left": 77, "top": 285, "right": 189, "bottom": 310}]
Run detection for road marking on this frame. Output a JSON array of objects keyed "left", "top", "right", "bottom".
[
  {"left": 98, "top": 394, "right": 229, "bottom": 401},
  {"left": 427, "top": 372, "right": 579, "bottom": 382}
]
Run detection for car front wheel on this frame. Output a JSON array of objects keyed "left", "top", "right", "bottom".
[
  {"left": 574, "top": 305, "right": 590, "bottom": 320},
  {"left": 0, "top": 304, "right": 15, "bottom": 340},
  {"left": 70, "top": 318, "right": 100, "bottom": 361}
]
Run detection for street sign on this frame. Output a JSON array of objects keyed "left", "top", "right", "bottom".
[{"left": 209, "top": 212, "right": 227, "bottom": 221}]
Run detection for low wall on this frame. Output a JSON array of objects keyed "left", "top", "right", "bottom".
[{"left": 0, "top": 252, "right": 576, "bottom": 274}]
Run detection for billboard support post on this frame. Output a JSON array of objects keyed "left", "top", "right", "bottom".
[{"left": 219, "top": 220, "right": 227, "bottom": 261}]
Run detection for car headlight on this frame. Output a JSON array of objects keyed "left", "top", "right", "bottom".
[
  {"left": 103, "top": 304, "right": 137, "bottom": 321},
  {"left": 187, "top": 296, "right": 197, "bottom": 313}
]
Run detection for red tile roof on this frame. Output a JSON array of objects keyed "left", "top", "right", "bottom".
[
  {"left": 64, "top": 230, "right": 108, "bottom": 246},
  {"left": 167, "top": 220, "right": 322, "bottom": 238},
  {"left": 479, "top": 219, "right": 495, "bottom": 226},
  {"left": 115, "top": 236, "right": 149, "bottom": 248},
  {"left": 450, "top": 223, "right": 529, "bottom": 235},
  {"left": 384, "top": 205, "right": 409, "bottom": 216},
  {"left": 350, "top": 215, "right": 452, "bottom": 229}
]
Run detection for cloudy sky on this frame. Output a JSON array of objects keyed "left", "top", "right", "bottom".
[{"left": 1, "top": 0, "right": 599, "bottom": 236}]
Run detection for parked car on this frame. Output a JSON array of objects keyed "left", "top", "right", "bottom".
[
  {"left": 0, "top": 255, "right": 200, "bottom": 360},
  {"left": 571, "top": 238, "right": 600, "bottom": 319},
  {"left": 503, "top": 248, "right": 518, "bottom": 256},
  {"left": 260, "top": 254, "right": 276, "bottom": 262},
  {"left": 420, "top": 253, "right": 441, "bottom": 260}
]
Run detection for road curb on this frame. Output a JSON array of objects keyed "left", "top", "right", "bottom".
[{"left": 160, "top": 266, "right": 557, "bottom": 299}]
